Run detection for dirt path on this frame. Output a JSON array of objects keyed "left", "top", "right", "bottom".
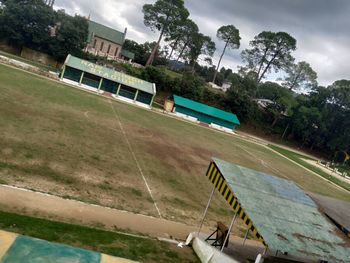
[
  {"left": 0, "top": 185, "right": 191, "bottom": 239},
  {"left": 0, "top": 184, "right": 263, "bottom": 249}
]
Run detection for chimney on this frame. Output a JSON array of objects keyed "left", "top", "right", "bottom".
[{"left": 123, "top": 27, "right": 127, "bottom": 43}]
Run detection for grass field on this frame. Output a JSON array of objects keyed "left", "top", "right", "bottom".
[
  {"left": 0, "top": 63, "right": 349, "bottom": 230},
  {"left": 0, "top": 210, "right": 199, "bottom": 263},
  {"left": 269, "top": 145, "right": 350, "bottom": 192}
]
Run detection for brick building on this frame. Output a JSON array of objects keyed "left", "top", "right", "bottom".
[{"left": 85, "top": 20, "right": 134, "bottom": 62}]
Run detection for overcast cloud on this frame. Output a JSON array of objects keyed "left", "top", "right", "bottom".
[{"left": 54, "top": 0, "right": 350, "bottom": 86}]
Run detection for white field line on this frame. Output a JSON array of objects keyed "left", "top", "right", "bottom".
[
  {"left": 108, "top": 100, "right": 162, "bottom": 218},
  {"left": 236, "top": 145, "right": 289, "bottom": 180}
]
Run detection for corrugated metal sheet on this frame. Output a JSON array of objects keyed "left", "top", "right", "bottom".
[
  {"left": 207, "top": 158, "right": 350, "bottom": 263},
  {"left": 87, "top": 20, "right": 125, "bottom": 45},
  {"left": 173, "top": 95, "right": 240, "bottom": 125},
  {"left": 64, "top": 55, "right": 155, "bottom": 95},
  {"left": 121, "top": 49, "right": 135, "bottom": 60}
]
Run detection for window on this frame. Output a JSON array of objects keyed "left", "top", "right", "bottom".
[
  {"left": 93, "top": 39, "right": 97, "bottom": 49},
  {"left": 100, "top": 41, "right": 104, "bottom": 51},
  {"left": 114, "top": 47, "right": 119, "bottom": 57},
  {"left": 107, "top": 44, "right": 111, "bottom": 54}
]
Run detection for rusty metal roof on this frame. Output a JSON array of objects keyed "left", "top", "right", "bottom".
[{"left": 208, "top": 158, "right": 350, "bottom": 263}]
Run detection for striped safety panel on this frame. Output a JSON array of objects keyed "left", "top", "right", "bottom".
[{"left": 206, "top": 161, "right": 268, "bottom": 247}]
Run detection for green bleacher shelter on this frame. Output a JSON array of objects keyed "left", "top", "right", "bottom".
[{"left": 60, "top": 55, "right": 156, "bottom": 107}]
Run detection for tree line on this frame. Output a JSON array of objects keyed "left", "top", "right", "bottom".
[
  {"left": 137, "top": 0, "right": 349, "bottom": 158},
  {"left": 0, "top": 0, "right": 88, "bottom": 60}
]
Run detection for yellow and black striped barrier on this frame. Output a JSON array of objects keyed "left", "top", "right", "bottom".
[{"left": 206, "top": 161, "right": 268, "bottom": 247}]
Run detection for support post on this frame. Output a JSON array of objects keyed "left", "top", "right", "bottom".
[
  {"left": 134, "top": 90, "right": 139, "bottom": 101},
  {"left": 197, "top": 185, "right": 216, "bottom": 237},
  {"left": 79, "top": 71, "right": 85, "bottom": 84},
  {"left": 243, "top": 229, "right": 249, "bottom": 246},
  {"left": 221, "top": 213, "right": 237, "bottom": 252},
  {"left": 150, "top": 94, "right": 155, "bottom": 107},
  {"left": 116, "top": 84, "right": 121, "bottom": 96},
  {"left": 98, "top": 78, "right": 103, "bottom": 92},
  {"left": 60, "top": 66, "right": 66, "bottom": 80}
]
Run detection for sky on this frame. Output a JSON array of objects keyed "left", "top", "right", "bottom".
[{"left": 54, "top": 0, "right": 350, "bottom": 86}]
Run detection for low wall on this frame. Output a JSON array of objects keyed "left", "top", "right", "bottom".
[
  {"left": 21, "top": 47, "right": 61, "bottom": 68},
  {"left": 0, "top": 41, "right": 21, "bottom": 55}
]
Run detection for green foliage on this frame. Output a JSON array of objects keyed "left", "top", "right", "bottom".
[
  {"left": 0, "top": 211, "right": 199, "bottom": 263},
  {"left": 47, "top": 12, "right": 88, "bottom": 60},
  {"left": 173, "top": 73, "right": 205, "bottom": 100},
  {"left": 0, "top": 0, "right": 55, "bottom": 48},
  {"left": 283, "top": 61, "right": 318, "bottom": 92},
  {"left": 241, "top": 31, "right": 297, "bottom": 83},
  {"left": 213, "top": 25, "right": 240, "bottom": 83},
  {"left": 0, "top": 0, "right": 88, "bottom": 61},
  {"left": 143, "top": 0, "right": 189, "bottom": 65},
  {"left": 141, "top": 66, "right": 176, "bottom": 91}
]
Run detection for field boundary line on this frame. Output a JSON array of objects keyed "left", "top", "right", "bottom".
[{"left": 108, "top": 100, "right": 162, "bottom": 219}]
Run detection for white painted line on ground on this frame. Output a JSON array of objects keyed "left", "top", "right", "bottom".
[{"left": 108, "top": 100, "right": 163, "bottom": 219}]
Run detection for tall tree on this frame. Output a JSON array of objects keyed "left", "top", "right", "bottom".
[
  {"left": 174, "top": 19, "right": 198, "bottom": 62},
  {"left": 212, "top": 25, "right": 241, "bottom": 84},
  {"left": 48, "top": 11, "right": 88, "bottom": 60},
  {"left": 142, "top": 0, "right": 189, "bottom": 66},
  {"left": 241, "top": 31, "right": 297, "bottom": 84},
  {"left": 283, "top": 61, "right": 317, "bottom": 92},
  {"left": 0, "top": 0, "right": 55, "bottom": 48},
  {"left": 188, "top": 33, "right": 215, "bottom": 72}
]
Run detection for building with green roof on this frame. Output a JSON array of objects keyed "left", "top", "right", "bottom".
[
  {"left": 85, "top": 20, "right": 128, "bottom": 61},
  {"left": 173, "top": 95, "right": 240, "bottom": 130},
  {"left": 60, "top": 55, "right": 156, "bottom": 107}
]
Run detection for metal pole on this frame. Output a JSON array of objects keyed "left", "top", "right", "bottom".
[
  {"left": 79, "top": 71, "right": 85, "bottom": 84},
  {"left": 221, "top": 213, "right": 237, "bottom": 252},
  {"left": 243, "top": 229, "right": 249, "bottom": 246},
  {"left": 197, "top": 185, "right": 216, "bottom": 236}
]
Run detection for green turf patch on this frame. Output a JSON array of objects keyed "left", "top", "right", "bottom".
[
  {"left": 0, "top": 210, "right": 199, "bottom": 263},
  {"left": 269, "top": 145, "right": 350, "bottom": 192}
]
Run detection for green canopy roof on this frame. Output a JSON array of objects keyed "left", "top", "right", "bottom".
[
  {"left": 64, "top": 55, "right": 156, "bottom": 95},
  {"left": 207, "top": 158, "right": 350, "bottom": 263},
  {"left": 121, "top": 49, "right": 135, "bottom": 60},
  {"left": 173, "top": 95, "right": 240, "bottom": 125},
  {"left": 87, "top": 20, "right": 125, "bottom": 45}
]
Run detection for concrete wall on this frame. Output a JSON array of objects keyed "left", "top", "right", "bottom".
[{"left": 86, "top": 36, "right": 122, "bottom": 59}]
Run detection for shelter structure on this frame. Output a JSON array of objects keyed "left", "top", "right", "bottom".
[
  {"left": 198, "top": 158, "right": 350, "bottom": 262},
  {"left": 172, "top": 95, "right": 240, "bottom": 131},
  {"left": 60, "top": 55, "right": 156, "bottom": 108}
]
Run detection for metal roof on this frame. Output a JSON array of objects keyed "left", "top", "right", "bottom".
[
  {"left": 87, "top": 20, "right": 125, "bottom": 45},
  {"left": 173, "top": 95, "right": 240, "bottom": 125},
  {"left": 206, "top": 158, "right": 350, "bottom": 263},
  {"left": 121, "top": 49, "right": 135, "bottom": 60},
  {"left": 64, "top": 55, "right": 156, "bottom": 95}
]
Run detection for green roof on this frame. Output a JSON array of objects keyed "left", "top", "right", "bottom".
[
  {"left": 87, "top": 20, "right": 125, "bottom": 45},
  {"left": 121, "top": 49, "right": 135, "bottom": 60},
  {"left": 210, "top": 158, "right": 350, "bottom": 263},
  {"left": 64, "top": 55, "right": 156, "bottom": 95},
  {"left": 173, "top": 95, "right": 240, "bottom": 125}
]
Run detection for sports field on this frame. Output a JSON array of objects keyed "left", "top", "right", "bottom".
[{"left": 0, "top": 63, "right": 349, "bottom": 229}]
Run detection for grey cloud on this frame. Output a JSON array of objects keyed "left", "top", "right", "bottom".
[{"left": 54, "top": 0, "right": 350, "bottom": 85}]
